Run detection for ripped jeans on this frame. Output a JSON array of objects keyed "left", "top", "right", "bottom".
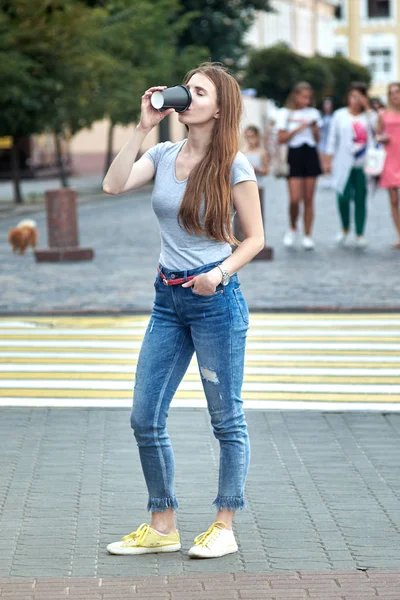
[{"left": 130, "top": 259, "right": 250, "bottom": 513}]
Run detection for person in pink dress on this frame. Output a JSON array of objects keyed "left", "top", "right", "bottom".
[{"left": 377, "top": 82, "right": 400, "bottom": 249}]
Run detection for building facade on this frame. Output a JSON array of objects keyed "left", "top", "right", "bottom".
[
  {"left": 334, "top": 0, "right": 400, "bottom": 99},
  {"left": 246, "top": 0, "right": 337, "bottom": 57}
]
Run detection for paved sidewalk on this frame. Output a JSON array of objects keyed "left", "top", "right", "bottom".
[
  {"left": 1, "top": 178, "right": 400, "bottom": 312},
  {"left": 0, "top": 174, "right": 103, "bottom": 206},
  {"left": 1, "top": 570, "right": 400, "bottom": 599},
  {"left": 1, "top": 408, "right": 400, "bottom": 579}
]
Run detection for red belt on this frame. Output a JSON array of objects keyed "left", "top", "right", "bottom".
[{"left": 157, "top": 266, "right": 195, "bottom": 286}]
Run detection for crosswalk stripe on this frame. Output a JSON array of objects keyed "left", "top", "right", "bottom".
[
  {"left": 2, "top": 314, "right": 400, "bottom": 323},
  {"left": 0, "top": 314, "right": 399, "bottom": 410},
  {"left": 1, "top": 371, "right": 400, "bottom": 383},
  {"left": 2, "top": 328, "right": 400, "bottom": 336},
  {"left": 1, "top": 379, "right": 399, "bottom": 394},
  {"left": 1, "top": 340, "right": 400, "bottom": 350},
  {"left": 0, "top": 398, "right": 398, "bottom": 411},
  {"left": 0, "top": 389, "right": 397, "bottom": 402},
  {"left": 1, "top": 364, "right": 400, "bottom": 376},
  {"left": 1, "top": 352, "right": 400, "bottom": 364}
]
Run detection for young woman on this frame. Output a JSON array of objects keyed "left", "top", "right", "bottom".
[
  {"left": 102, "top": 63, "right": 264, "bottom": 559},
  {"left": 233, "top": 125, "right": 269, "bottom": 242},
  {"left": 376, "top": 82, "right": 400, "bottom": 249},
  {"left": 277, "top": 81, "right": 322, "bottom": 250},
  {"left": 243, "top": 125, "right": 269, "bottom": 196},
  {"left": 325, "top": 82, "right": 373, "bottom": 248}
]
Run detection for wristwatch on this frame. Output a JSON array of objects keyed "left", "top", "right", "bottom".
[{"left": 217, "top": 264, "right": 231, "bottom": 286}]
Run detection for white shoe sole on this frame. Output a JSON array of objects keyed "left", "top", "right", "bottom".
[
  {"left": 188, "top": 544, "right": 238, "bottom": 559},
  {"left": 107, "top": 542, "right": 181, "bottom": 555}
]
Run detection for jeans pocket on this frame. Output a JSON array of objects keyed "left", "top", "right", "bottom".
[
  {"left": 191, "top": 287, "right": 224, "bottom": 298},
  {"left": 233, "top": 287, "right": 249, "bottom": 325}
]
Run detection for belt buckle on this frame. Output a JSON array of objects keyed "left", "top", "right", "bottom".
[{"left": 163, "top": 278, "right": 169, "bottom": 286}]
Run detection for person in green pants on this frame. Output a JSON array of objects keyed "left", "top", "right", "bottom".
[
  {"left": 338, "top": 167, "right": 367, "bottom": 239},
  {"left": 324, "top": 82, "right": 375, "bottom": 248}
]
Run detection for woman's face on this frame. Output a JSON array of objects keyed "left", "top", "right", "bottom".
[
  {"left": 323, "top": 99, "right": 333, "bottom": 114},
  {"left": 348, "top": 90, "right": 365, "bottom": 111},
  {"left": 389, "top": 85, "right": 400, "bottom": 108},
  {"left": 244, "top": 129, "right": 259, "bottom": 147},
  {"left": 178, "top": 72, "right": 219, "bottom": 126},
  {"left": 295, "top": 89, "right": 312, "bottom": 109}
]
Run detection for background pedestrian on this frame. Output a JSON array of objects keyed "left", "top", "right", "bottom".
[
  {"left": 318, "top": 97, "right": 334, "bottom": 187},
  {"left": 325, "top": 82, "right": 373, "bottom": 248},
  {"left": 277, "top": 81, "right": 322, "bottom": 250},
  {"left": 243, "top": 125, "right": 269, "bottom": 202},
  {"left": 376, "top": 82, "right": 400, "bottom": 248}
]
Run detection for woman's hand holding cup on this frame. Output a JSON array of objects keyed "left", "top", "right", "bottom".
[{"left": 138, "top": 86, "right": 175, "bottom": 133}]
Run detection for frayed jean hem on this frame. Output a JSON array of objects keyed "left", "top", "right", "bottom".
[
  {"left": 147, "top": 496, "right": 179, "bottom": 512},
  {"left": 212, "top": 495, "right": 246, "bottom": 511}
]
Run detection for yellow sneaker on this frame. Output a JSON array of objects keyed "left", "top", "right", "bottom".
[
  {"left": 188, "top": 521, "right": 238, "bottom": 559},
  {"left": 107, "top": 523, "right": 181, "bottom": 555}
]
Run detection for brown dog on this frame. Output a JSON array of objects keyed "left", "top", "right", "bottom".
[{"left": 8, "top": 219, "right": 38, "bottom": 255}]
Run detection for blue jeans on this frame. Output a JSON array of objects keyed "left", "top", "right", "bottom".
[{"left": 130, "top": 259, "right": 251, "bottom": 513}]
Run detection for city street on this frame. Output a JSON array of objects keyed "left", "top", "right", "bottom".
[{"left": 1, "top": 176, "right": 400, "bottom": 312}]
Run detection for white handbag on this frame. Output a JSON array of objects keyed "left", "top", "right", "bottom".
[
  {"left": 364, "top": 145, "right": 386, "bottom": 176},
  {"left": 273, "top": 145, "right": 289, "bottom": 178},
  {"left": 273, "top": 109, "right": 291, "bottom": 178}
]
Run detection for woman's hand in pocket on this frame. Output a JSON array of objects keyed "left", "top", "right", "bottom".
[{"left": 181, "top": 268, "right": 222, "bottom": 295}]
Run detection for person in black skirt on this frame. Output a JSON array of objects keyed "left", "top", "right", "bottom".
[{"left": 277, "top": 81, "right": 322, "bottom": 250}]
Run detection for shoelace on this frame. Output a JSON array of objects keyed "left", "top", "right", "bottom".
[
  {"left": 193, "top": 522, "right": 226, "bottom": 548},
  {"left": 122, "top": 523, "right": 150, "bottom": 546}
]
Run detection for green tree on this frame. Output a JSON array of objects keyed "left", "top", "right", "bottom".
[
  {"left": 244, "top": 43, "right": 307, "bottom": 105},
  {"left": 245, "top": 44, "right": 372, "bottom": 108},
  {"left": 0, "top": 0, "right": 108, "bottom": 201},
  {"left": 302, "top": 56, "right": 334, "bottom": 105},
  {"left": 178, "top": 0, "right": 273, "bottom": 68},
  {"left": 98, "top": 0, "right": 199, "bottom": 174},
  {"left": 318, "top": 55, "right": 372, "bottom": 107}
]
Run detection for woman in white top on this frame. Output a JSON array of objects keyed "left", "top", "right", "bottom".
[
  {"left": 325, "top": 82, "right": 373, "bottom": 248},
  {"left": 277, "top": 82, "right": 322, "bottom": 250}
]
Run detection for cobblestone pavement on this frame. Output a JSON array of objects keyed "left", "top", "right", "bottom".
[
  {"left": 1, "top": 571, "right": 400, "bottom": 599},
  {"left": 1, "top": 408, "right": 400, "bottom": 580},
  {"left": 1, "top": 178, "right": 400, "bottom": 312}
]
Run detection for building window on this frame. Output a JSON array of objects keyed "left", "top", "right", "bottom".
[
  {"left": 367, "top": 0, "right": 390, "bottom": 18},
  {"left": 368, "top": 48, "right": 393, "bottom": 80},
  {"left": 335, "top": 0, "right": 345, "bottom": 20}
]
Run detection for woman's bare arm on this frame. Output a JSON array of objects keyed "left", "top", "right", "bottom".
[
  {"left": 221, "top": 180, "right": 265, "bottom": 274},
  {"left": 102, "top": 86, "right": 174, "bottom": 195},
  {"left": 102, "top": 126, "right": 154, "bottom": 194}
]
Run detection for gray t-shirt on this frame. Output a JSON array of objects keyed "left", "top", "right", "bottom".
[{"left": 144, "top": 139, "right": 257, "bottom": 270}]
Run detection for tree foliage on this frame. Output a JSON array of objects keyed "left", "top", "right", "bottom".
[
  {"left": 245, "top": 43, "right": 372, "bottom": 107},
  {"left": 177, "top": 0, "right": 272, "bottom": 67}
]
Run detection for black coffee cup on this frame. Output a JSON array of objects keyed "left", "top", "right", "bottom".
[{"left": 150, "top": 85, "right": 192, "bottom": 113}]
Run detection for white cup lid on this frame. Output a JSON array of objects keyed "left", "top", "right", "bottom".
[{"left": 150, "top": 91, "right": 164, "bottom": 109}]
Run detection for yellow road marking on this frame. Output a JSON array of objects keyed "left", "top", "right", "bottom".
[
  {"left": 0, "top": 389, "right": 398, "bottom": 402},
  {"left": 1, "top": 372, "right": 400, "bottom": 384},
  {"left": 1, "top": 346, "right": 399, "bottom": 356}
]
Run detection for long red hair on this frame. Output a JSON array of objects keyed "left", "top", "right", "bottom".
[{"left": 178, "top": 63, "right": 242, "bottom": 245}]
